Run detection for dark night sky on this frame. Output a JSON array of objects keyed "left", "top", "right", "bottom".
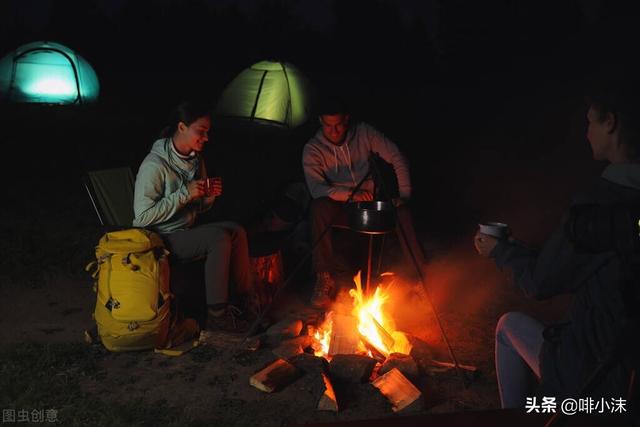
[{"left": 3, "top": 0, "right": 640, "bottom": 232}]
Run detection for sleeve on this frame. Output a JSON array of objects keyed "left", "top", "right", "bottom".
[
  {"left": 302, "top": 144, "right": 352, "bottom": 201},
  {"left": 132, "top": 159, "right": 191, "bottom": 228},
  {"left": 366, "top": 125, "right": 411, "bottom": 200},
  {"left": 490, "top": 223, "right": 614, "bottom": 300}
]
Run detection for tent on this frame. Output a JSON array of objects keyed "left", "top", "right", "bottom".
[
  {"left": 0, "top": 41, "right": 100, "bottom": 104},
  {"left": 215, "top": 60, "right": 313, "bottom": 128}
]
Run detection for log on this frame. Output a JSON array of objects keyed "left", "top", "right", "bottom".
[
  {"left": 370, "top": 315, "right": 395, "bottom": 354},
  {"left": 249, "top": 251, "right": 284, "bottom": 312},
  {"left": 317, "top": 373, "right": 339, "bottom": 412},
  {"left": 379, "top": 353, "right": 419, "bottom": 380},
  {"left": 266, "top": 318, "right": 303, "bottom": 342},
  {"left": 288, "top": 353, "right": 329, "bottom": 374},
  {"left": 329, "top": 354, "right": 377, "bottom": 383},
  {"left": 359, "top": 334, "right": 387, "bottom": 363},
  {"left": 272, "top": 335, "right": 315, "bottom": 359},
  {"left": 249, "top": 359, "right": 301, "bottom": 393},
  {"left": 329, "top": 314, "right": 359, "bottom": 356},
  {"left": 427, "top": 359, "right": 478, "bottom": 374},
  {"left": 371, "top": 368, "right": 422, "bottom": 412}
]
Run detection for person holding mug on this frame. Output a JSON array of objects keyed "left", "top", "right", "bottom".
[
  {"left": 133, "top": 101, "right": 252, "bottom": 331},
  {"left": 474, "top": 70, "right": 640, "bottom": 411}
]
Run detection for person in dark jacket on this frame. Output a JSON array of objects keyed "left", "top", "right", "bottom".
[{"left": 475, "top": 75, "right": 640, "bottom": 409}]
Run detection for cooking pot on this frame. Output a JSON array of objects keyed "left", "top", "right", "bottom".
[{"left": 348, "top": 201, "right": 396, "bottom": 234}]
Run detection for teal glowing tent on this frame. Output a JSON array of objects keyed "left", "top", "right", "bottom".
[
  {"left": 0, "top": 41, "right": 99, "bottom": 104},
  {"left": 215, "top": 61, "right": 313, "bottom": 128}
]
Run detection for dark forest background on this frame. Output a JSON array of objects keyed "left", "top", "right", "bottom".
[{"left": 2, "top": 0, "right": 640, "bottom": 247}]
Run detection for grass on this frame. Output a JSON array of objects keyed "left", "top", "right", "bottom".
[{"left": 0, "top": 342, "right": 186, "bottom": 426}]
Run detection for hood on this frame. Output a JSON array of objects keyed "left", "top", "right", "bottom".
[
  {"left": 149, "top": 138, "right": 200, "bottom": 179},
  {"left": 601, "top": 162, "right": 640, "bottom": 190}
]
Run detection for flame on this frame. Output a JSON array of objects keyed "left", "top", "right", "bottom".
[
  {"left": 311, "top": 271, "right": 413, "bottom": 360},
  {"left": 349, "top": 271, "right": 396, "bottom": 357},
  {"left": 313, "top": 312, "right": 333, "bottom": 357}
]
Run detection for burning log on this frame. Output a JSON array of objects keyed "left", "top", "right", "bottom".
[
  {"left": 328, "top": 314, "right": 359, "bottom": 356},
  {"left": 359, "top": 334, "right": 387, "bottom": 363},
  {"left": 329, "top": 354, "right": 377, "bottom": 383},
  {"left": 379, "top": 353, "right": 419, "bottom": 380},
  {"left": 370, "top": 315, "right": 395, "bottom": 354},
  {"left": 316, "top": 373, "right": 339, "bottom": 412},
  {"left": 250, "top": 359, "right": 301, "bottom": 393},
  {"left": 371, "top": 368, "right": 423, "bottom": 413}
]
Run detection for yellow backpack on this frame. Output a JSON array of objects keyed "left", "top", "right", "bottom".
[{"left": 86, "top": 228, "right": 198, "bottom": 352}]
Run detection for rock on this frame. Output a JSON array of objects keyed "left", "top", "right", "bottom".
[
  {"left": 272, "top": 341, "right": 303, "bottom": 359},
  {"left": 379, "top": 353, "right": 419, "bottom": 380}
]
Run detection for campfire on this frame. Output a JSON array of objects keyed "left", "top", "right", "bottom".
[
  {"left": 245, "top": 269, "right": 479, "bottom": 414},
  {"left": 312, "top": 271, "right": 413, "bottom": 360}
]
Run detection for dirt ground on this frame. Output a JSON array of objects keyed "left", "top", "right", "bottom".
[{"left": 0, "top": 217, "right": 573, "bottom": 426}]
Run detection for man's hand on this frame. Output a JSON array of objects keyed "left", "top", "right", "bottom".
[
  {"left": 474, "top": 231, "right": 498, "bottom": 257},
  {"left": 352, "top": 189, "right": 374, "bottom": 202},
  {"left": 187, "top": 180, "right": 206, "bottom": 202}
]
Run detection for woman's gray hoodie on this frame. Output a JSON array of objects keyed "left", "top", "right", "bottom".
[
  {"left": 302, "top": 122, "right": 411, "bottom": 201},
  {"left": 133, "top": 138, "right": 213, "bottom": 233}
]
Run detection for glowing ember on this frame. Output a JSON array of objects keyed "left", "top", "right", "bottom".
[{"left": 311, "top": 271, "right": 412, "bottom": 360}]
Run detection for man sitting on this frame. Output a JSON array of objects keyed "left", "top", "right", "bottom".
[{"left": 302, "top": 96, "right": 427, "bottom": 308}]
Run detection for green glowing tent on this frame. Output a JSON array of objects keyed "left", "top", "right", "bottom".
[
  {"left": 215, "top": 60, "right": 313, "bottom": 128},
  {"left": 0, "top": 41, "right": 99, "bottom": 104}
]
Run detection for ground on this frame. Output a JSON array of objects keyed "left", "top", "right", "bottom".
[{"left": 0, "top": 213, "right": 572, "bottom": 426}]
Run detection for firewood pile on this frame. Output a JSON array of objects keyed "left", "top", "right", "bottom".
[{"left": 245, "top": 315, "right": 477, "bottom": 414}]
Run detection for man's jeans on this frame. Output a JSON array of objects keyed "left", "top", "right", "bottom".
[
  {"left": 495, "top": 311, "right": 545, "bottom": 408},
  {"left": 163, "top": 221, "right": 251, "bottom": 305}
]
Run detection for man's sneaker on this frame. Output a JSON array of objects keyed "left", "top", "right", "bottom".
[
  {"left": 310, "top": 271, "right": 335, "bottom": 308},
  {"left": 206, "top": 305, "right": 249, "bottom": 333}
]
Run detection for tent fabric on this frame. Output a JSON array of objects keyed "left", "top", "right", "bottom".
[
  {"left": 215, "top": 60, "right": 312, "bottom": 128},
  {"left": 0, "top": 41, "right": 99, "bottom": 104}
]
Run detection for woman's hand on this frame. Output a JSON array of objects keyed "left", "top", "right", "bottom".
[
  {"left": 187, "top": 180, "right": 206, "bottom": 202},
  {"left": 474, "top": 231, "right": 498, "bottom": 257},
  {"left": 205, "top": 177, "right": 223, "bottom": 197}
]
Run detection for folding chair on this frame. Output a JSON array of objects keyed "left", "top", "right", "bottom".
[
  {"left": 83, "top": 166, "right": 207, "bottom": 326},
  {"left": 83, "top": 167, "right": 135, "bottom": 229}
]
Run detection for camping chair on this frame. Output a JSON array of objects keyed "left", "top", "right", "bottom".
[
  {"left": 83, "top": 166, "right": 207, "bottom": 326},
  {"left": 83, "top": 167, "right": 135, "bottom": 229}
]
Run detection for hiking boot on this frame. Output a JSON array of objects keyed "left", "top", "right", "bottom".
[
  {"left": 310, "top": 271, "right": 335, "bottom": 309},
  {"left": 206, "top": 305, "right": 249, "bottom": 333}
]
